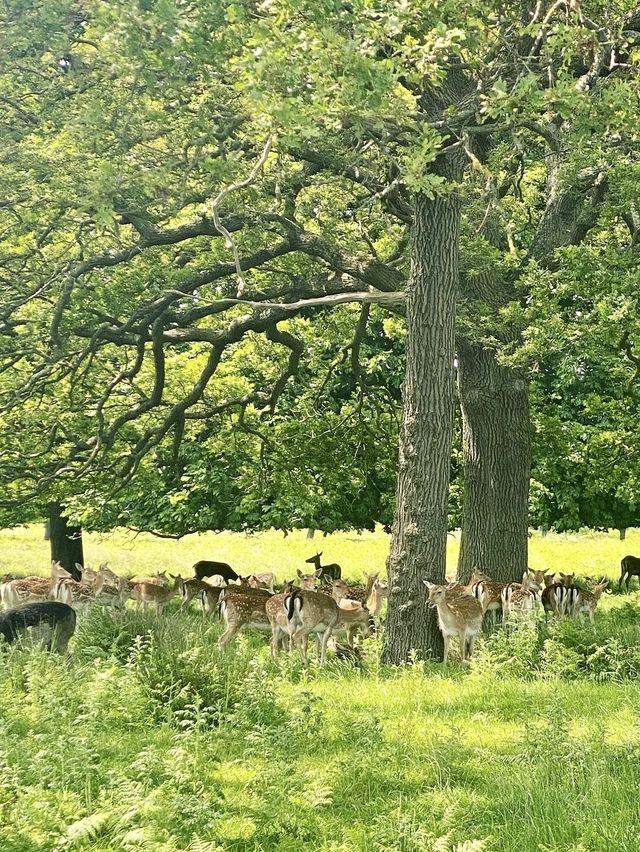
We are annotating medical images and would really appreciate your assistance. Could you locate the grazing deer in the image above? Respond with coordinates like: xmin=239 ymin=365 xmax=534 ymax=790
xmin=574 ymin=578 xmax=608 ymax=622
xmin=2 ymin=576 xmax=54 ymax=609
xmin=305 ymin=552 xmax=342 ymax=584
xmin=0 ymin=602 xmax=76 ymax=653
xmin=423 ymin=581 xmax=483 ymax=663
xmin=619 ymin=555 xmax=640 ymax=592
xmin=132 ymin=577 xmax=180 ymax=614
xmin=218 ymin=587 xmax=272 ymax=648
xmin=193 ymin=560 xmax=238 ymax=583
xmin=285 ymin=588 xmax=339 ymax=666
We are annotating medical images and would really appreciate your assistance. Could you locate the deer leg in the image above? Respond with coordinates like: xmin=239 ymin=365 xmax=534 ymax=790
xmin=442 ymin=634 xmax=450 ymax=665
xmin=270 ymin=625 xmax=280 ymax=659
xmin=218 ymin=623 xmax=239 ymax=649
xmin=458 ymin=630 xmax=467 ymax=662
xmin=292 ymin=628 xmax=309 ymax=666
xmin=466 ymin=633 xmax=476 ymax=660
xmin=319 ymin=627 xmax=333 ymax=666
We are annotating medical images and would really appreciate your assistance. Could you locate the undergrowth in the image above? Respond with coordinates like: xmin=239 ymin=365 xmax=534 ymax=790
xmin=2 ymin=600 xmax=640 ymax=850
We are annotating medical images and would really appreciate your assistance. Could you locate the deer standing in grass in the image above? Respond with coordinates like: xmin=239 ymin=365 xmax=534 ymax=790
xmin=423 ymin=581 xmax=483 ymax=664
xmin=501 ymin=572 xmax=540 ymax=619
xmin=218 ymin=587 xmax=272 ymax=648
xmin=619 ymin=554 xmax=640 ymax=592
xmin=0 ymin=602 xmax=76 ymax=653
xmin=285 ymin=588 xmax=339 ymax=666
xmin=574 ymin=579 xmax=608 ymax=623
xmin=132 ymin=577 xmax=181 ymax=614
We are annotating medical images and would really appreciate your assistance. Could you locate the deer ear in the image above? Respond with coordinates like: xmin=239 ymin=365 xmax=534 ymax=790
xmin=315 ymin=568 xmax=322 ymax=578
xmin=74 ymin=563 xmax=83 ymax=571
xmin=423 ymin=579 xmax=433 ymax=589
xmin=297 ymin=569 xmax=303 ymax=578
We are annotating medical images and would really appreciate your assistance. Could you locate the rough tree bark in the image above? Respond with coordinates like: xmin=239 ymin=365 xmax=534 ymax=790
xmin=457 ymin=342 xmax=531 ymax=583
xmin=382 ymin=185 xmax=461 ymax=664
xmin=48 ymin=502 xmax=83 ymax=580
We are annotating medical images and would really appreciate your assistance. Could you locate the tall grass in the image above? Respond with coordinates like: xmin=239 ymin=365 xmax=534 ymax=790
xmin=2 ymin=599 xmax=640 ymax=850
xmin=2 ymin=524 xmax=638 ymax=582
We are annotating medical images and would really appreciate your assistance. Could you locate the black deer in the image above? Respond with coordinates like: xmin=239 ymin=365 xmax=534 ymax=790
xmin=305 ymin=552 xmax=342 ymax=584
xmin=0 ymin=602 xmax=76 ymax=653
xmin=192 ymin=560 xmax=238 ymax=583
xmin=619 ymin=555 xmax=640 ymax=592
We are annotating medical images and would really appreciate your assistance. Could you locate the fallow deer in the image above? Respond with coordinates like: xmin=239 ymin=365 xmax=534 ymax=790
xmin=170 ymin=574 xmax=211 ymax=610
xmin=304 ymin=552 xmax=342 ymax=584
xmin=193 ymin=559 xmax=238 ymax=583
xmin=467 ymin=569 xmax=507 ymax=619
xmin=285 ymin=588 xmax=339 ymax=666
xmin=619 ymin=554 xmax=640 ymax=592
xmin=0 ymin=601 xmax=76 ymax=653
xmin=296 ymin=568 xmax=321 ymax=590
xmin=2 ymin=576 xmax=54 ymax=609
xmin=265 ymin=580 xmax=296 ymax=658
xmin=366 ymin=577 xmax=388 ymax=619
xmin=132 ymin=577 xmax=180 ymax=614
xmin=501 ymin=572 xmax=540 ymax=619
xmin=53 ymin=578 xmax=96 ymax=613
xmin=218 ymin=587 xmax=272 ymax=648
xmin=423 ymin=581 xmax=483 ymax=663
xmin=574 ymin=578 xmax=608 ymax=622
xmin=248 ymin=572 xmax=276 ymax=592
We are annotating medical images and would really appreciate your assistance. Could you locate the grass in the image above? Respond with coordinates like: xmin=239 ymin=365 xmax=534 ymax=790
xmin=2 ymin=602 xmax=640 ymax=851
xmin=2 ymin=526 xmax=640 ymax=850
xmin=1 ymin=524 xmax=638 ymax=582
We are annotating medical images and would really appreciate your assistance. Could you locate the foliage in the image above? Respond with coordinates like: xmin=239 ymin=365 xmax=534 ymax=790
xmin=2 ymin=594 xmax=640 ymax=850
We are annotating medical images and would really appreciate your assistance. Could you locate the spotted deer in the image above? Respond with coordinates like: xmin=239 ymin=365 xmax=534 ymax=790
xmin=2 ymin=576 xmax=54 ymax=609
xmin=218 ymin=587 xmax=272 ymax=648
xmin=467 ymin=570 xmax=507 ymax=619
xmin=501 ymin=572 xmax=540 ymax=619
xmin=329 ymin=573 xmax=378 ymax=606
xmin=285 ymin=588 xmax=339 ymax=665
xmin=574 ymin=578 xmax=609 ymax=622
xmin=170 ymin=574 xmax=211 ymax=610
xmin=53 ymin=578 xmax=96 ymax=613
xmin=423 ymin=581 xmax=483 ymax=663
xmin=265 ymin=580 xmax=296 ymax=657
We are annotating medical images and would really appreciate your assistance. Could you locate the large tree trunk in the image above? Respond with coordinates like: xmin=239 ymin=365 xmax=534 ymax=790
xmin=48 ymin=502 xmax=83 ymax=580
xmin=382 ymin=187 xmax=460 ymax=664
xmin=456 ymin=343 xmax=531 ymax=584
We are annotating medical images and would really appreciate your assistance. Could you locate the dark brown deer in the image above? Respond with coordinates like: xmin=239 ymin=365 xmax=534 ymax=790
xmin=0 ymin=602 xmax=76 ymax=653
xmin=192 ymin=560 xmax=238 ymax=583
xmin=620 ymin=555 xmax=640 ymax=592
xmin=304 ymin=552 xmax=342 ymax=584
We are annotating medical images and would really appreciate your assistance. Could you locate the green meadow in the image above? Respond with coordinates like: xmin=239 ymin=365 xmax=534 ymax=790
xmin=1 ymin=527 xmax=640 ymax=850
xmin=1 ymin=524 xmax=637 ymax=583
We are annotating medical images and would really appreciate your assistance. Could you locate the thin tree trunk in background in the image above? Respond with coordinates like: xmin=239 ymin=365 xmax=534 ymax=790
xmin=48 ymin=502 xmax=83 ymax=580
xmin=382 ymin=186 xmax=460 ymax=664
xmin=619 ymin=528 xmax=627 ymax=541
xmin=456 ymin=343 xmax=531 ymax=584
